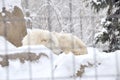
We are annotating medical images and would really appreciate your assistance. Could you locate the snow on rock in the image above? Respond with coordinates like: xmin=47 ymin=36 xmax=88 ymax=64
xmin=0 ymin=0 xmax=22 ymax=12
xmin=16 ymin=45 xmax=58 ymax=59
xmin=0 ymin=45 xmax=58 ymax=80
xmin=0 ymin=55 xmax=52 ymax=80
xmin=0 ymin=44 xmax=58 ymax=61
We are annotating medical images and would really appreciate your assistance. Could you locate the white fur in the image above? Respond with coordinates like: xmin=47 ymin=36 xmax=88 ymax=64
xmin=53 ymin=32 xmax=88 ymax=55
xmin=22 ymin=29 xmax=87 ymax=55
xmin=22 ymin=29 xmax=61 ymax=55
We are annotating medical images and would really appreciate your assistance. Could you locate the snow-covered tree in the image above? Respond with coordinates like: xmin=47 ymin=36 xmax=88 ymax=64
xmin=88 ymin=0 xmax=120 ymax=52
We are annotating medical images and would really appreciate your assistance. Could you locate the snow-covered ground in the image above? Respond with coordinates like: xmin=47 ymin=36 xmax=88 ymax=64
xmin=0 ymin=36 xmax=120 ymax=80
xmin=0 ymin=0 xmax=120 ymax=80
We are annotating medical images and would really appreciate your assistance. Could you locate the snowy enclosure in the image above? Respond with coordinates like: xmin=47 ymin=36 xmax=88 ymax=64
xmin=0 ymin=37 xmax=120 ymax=80
xmin=21 ymin=0 xmax=107 ymax=47
xmin=0 ymin=0 xmax=120 ymax=80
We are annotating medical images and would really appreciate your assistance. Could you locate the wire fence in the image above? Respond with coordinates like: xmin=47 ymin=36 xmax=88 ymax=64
xmin=0 ymin=0 xmax=120 ymax=80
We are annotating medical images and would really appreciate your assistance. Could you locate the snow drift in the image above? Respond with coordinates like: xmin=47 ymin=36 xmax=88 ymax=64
xmin=0 ymin=36 xmax=120 ymax=80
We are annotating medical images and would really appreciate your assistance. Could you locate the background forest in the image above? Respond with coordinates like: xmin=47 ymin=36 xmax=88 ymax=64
xmin=21 ymin=0 xmax=106 ymax=49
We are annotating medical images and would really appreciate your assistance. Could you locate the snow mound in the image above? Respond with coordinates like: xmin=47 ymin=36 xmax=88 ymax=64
xmin=0 ymin=36 xmax=16 ymax=54
xmin=0 ymin=43 xmax=120 ymax=80
xmin=54 ymin=47 xmax=120 ymax=80
xmin=0 ymin=45 xmax=57 ymax=80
